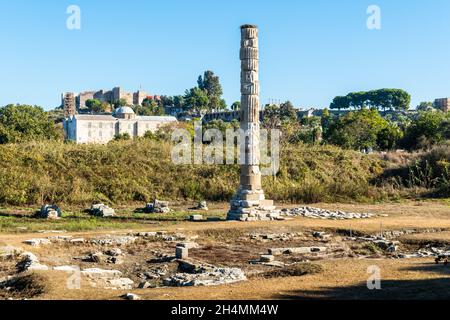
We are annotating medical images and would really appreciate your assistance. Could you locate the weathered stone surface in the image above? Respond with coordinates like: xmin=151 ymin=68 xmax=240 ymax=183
xmin=53 ymin=266 xmax=79 ymax=272
xmin=283 ymin=207 xmax=375 ymax=220
xmin=16 ymin=252 xmax=48 ymax=272
xmin=146 ymin=200 xmax=171 ymax=214
xmin=122 ymin=293 xmax=141 ymax=300
xmin=260 ymin=255 xmax=275 ymax=263
xmin=176 ymin=246 xmax=189 ymax=259
xmin=23 ymin=238 xmax=51 ymax=247
xmin=90 ymin=204 xmax=115 ymax=217
xmin=90 ymin=236 xmax=136 ymax=246
xmin=177 ymin=242 xmax=199 ymax=250
xmin=195 ymin=201 xmax=209 ymax=211
xmin=269 ymin=247 xmax=328 ymax=256
xmin=82 ymin=268 xmax=133 ymax=289
xmin=38 ymin=205 xmax=62 ymax=219
xmin=163 ymin=268 xmax=246 ymax=287
xmin=190 ymin=215 xmax=204 ymax=221
xmin=0 ymin=246 xmax=22 ymax=260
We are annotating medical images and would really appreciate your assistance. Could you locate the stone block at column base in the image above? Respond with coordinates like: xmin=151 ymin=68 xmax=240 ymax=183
xmin=227 ymin=198 xmax=281 ymax=221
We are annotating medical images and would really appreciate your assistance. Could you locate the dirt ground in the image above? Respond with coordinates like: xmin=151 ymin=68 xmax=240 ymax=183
xmin=1 ymin=200 xmax=450 ymax=300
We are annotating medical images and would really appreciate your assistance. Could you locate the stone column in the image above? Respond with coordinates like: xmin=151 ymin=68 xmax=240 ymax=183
xmin=227 ymin=25 xmax=276 ymax=221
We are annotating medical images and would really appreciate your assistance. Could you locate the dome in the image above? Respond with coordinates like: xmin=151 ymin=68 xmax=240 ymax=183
xmin=115 ymin=106 xmax=135 ymax=115
xmin=114 ymin=106 xmax=136 ymax=120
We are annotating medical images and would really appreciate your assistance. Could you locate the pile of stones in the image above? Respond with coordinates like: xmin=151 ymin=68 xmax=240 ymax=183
xmin=90 ymin=235 xmax=137 ymax=246
xmin=90 ymin=204 xmax=115 ymax=217
xmin=37 ymin=205 xmax=62 ymax=219
xmin=130 ymin=231 xmax=186 ymax=242
xmin=16 ymin=252 xmax=48 ymax=272
xmin=282 ymin=207 xmax=375 ymax=220
xmin=145 ymin=200 xmax=171 ymax=214
xmin=82 ymin=248 xmax=124 ymax=265
xmin=348 ymin=235 xmax=399 ymax=253
xmin=249 ymin=232 xmax=303 ymax=242
xmin=81 ymin=268 xmax=134 ymax=290
xmin=195 ymin=201 xmax=209 ymax=211
xmin=163 ymin=266 xmax=246 ymax=287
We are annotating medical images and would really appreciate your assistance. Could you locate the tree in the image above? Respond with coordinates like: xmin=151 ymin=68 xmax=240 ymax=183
xmin=231 ymin=101 xmax=241 ymax=111
xmin=85 ymin=99 xmax=107 ymax=113
xmin=326 ymin=109 xmax=391 ymax=150
xmin=197 ymin=70 xmax=226 ymax=111
xmin=330 ymin=89 xmax=411 ymax=111
xmin=279 ymin=101 xmax=298 ymax=122
xmin=401 ymin=111 xmax=448 ymax=150
xmin=417 ymin=101 xmax=434 ymax=112
xmin=173 ymin=96 xmax=185 ymax=109
xmin=0 ymin=104 xmax=60 ymax=144
xmin=183 ymin=87 xmax=209 ymax=113
xmin=114 ymin=98 xmax=128 ymax=108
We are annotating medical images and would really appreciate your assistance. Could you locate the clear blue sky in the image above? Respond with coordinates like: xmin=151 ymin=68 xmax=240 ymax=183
xmin=1 ymin=0 xmax=450 ymax=110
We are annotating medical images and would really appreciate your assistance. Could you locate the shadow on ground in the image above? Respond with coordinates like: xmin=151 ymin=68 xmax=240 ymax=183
xmin=277 ymin=263 xmax=450 ymax=300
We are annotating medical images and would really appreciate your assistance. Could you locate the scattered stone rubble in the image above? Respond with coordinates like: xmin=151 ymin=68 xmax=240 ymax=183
xmin=269 ymin=246 xmax=328 ymax=256
xmin=37 ymin=205 xmax=62 ymax=219
xmin=282 ymin=207 xmax=375 ymax=220
xmin=90 ymin=204 xmax=115 ymax=217
xmin=122 ymin=293 xmax=141 ymax=300
xmin=16 ymin=252 xmax=48 ymax=272
xmin=146 ymin=200 xmax=171 ymax=214
xmin=348 ymin=236 xmax=400 ymax=253
xmin=249 ymin=232 xmax=303 ymax=242
xmin=82 ymin=248 xmax=124 ymax=265
xmin=23 ymin=238 xmax=51 ymax=247
xmin=195 ymin=201 xmax=209 ymax=211
xmin=0 ymin=246 xmax=22 ymax=260
xmin=90 ymin=236 xmax=137 ymax=246
xmin=130 ymin=231 xmax=186 ymax=242
xmin=164 ymin=268 xmax=246 ymax=287
xmin=81 ymin=268 xmax=134 ymax=290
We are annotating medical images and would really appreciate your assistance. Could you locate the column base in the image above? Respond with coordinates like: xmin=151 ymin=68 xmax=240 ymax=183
xmin=227 ymin=189 xmax=282 ymax=221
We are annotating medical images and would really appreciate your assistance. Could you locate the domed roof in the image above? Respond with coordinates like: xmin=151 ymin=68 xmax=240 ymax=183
xmin=115 ymin=106 xmax=135 ymax=115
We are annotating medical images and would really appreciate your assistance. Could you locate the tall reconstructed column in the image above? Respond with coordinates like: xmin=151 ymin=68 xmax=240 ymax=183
xmin=227 ymin=25 xmax=276 ymax=221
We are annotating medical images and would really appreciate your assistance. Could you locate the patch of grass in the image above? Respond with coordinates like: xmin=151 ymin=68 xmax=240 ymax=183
xmin=0 ymin=273 xmax=48 ymax=299
xmin=254 ymin=263 xmax=324 ymax=279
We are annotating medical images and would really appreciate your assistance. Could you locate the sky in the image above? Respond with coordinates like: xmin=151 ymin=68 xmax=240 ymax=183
xmin=0 ymin=0 xmax=450 ymax=110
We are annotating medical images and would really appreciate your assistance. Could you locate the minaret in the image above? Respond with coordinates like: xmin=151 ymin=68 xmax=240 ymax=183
xmin=227 ymin=25 xmax=276 ymax=221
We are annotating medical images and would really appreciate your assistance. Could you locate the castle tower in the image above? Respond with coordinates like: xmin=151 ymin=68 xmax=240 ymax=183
xmin=63 ymin=92 xmax=76 ymax=118
xmin=227 ymin=25 xmax=277 ymax=221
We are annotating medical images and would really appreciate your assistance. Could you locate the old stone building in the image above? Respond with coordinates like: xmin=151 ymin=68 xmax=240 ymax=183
xmin=62 ymin=92 xmax=76 ymax=117
xmin=64 ymin=106 xmax=177 ymax=144
xmin=434 ymin=98 xmax=450 ymax=112
xmin=65 ymin=87 xmax=150 ymax=111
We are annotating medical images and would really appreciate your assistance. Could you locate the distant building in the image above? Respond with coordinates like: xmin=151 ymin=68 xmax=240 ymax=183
xmin=63 ymin=87 xmax=150 ymax=111
xmin=62 ymin=92 xmax=76 ymax=118
xmin=64 ymin=107 xmax=177 ymax=144
xmin=434 ymin=98 xmax=450 ymax=112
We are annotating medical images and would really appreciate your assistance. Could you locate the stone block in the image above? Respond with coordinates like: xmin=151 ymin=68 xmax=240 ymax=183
xmin=260 ymin=255 xmax=275 ymax=263
xmin=176 ymin=246 xmax=189 ymax=259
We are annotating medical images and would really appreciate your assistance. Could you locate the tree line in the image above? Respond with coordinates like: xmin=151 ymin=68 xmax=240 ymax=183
xmin=330 ymin=89 xmax=411 ymax=111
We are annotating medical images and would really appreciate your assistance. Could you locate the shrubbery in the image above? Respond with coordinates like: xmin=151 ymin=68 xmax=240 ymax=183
xmin=0 ymin=139 xmax=385 ymax=206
